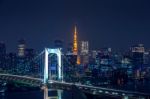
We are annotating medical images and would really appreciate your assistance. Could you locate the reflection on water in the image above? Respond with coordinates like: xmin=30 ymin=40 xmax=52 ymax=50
xmin=0 ymin=83 xmax=86 ymax=99
xmin=0 ymin=88 xmax=70 ymax=99
xmin=43 ymin=86 xmax=62 ymax=99
xmin=0 ymin=91 xmax=43 ymax=99
xmin=0 ymin=90 xmax=63 ymax=99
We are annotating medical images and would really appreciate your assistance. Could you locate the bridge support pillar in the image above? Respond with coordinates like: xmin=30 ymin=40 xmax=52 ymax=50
xmin=44 ymin=48 xmax=63 ymax=84
xmin=57 ymin=90 xmax=62 ymax=99
xmin=122 ymin=96 xmax=129 ymax=99
xmin=56 ymin=50 xmax=62 ymax=81
xmin=44 ymin=48 xmax=49 ymax=84
xmin=44 ymin=86 xmax=48 ymax=99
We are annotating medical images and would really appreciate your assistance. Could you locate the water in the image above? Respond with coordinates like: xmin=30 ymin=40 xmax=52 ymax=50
xmin=0 ymin=90 xmax=74 ymax=99
xmin=0 ymin=81 xmax=87 ymax=99
xmin=1 ymin=80 xmax=150 ymax=99
xmin=0 ymin=89 xmax=88 ymax=99
xmin=0 ymin=91 xmax=43 ymax=99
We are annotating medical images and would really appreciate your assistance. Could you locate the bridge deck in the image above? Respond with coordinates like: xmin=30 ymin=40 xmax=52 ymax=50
xmin=0 ymin=73 xmax=150 ymax=99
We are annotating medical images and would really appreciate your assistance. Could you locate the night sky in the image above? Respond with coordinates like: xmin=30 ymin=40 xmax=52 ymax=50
xmin=0 ymin=0 xmax=150 ymax=52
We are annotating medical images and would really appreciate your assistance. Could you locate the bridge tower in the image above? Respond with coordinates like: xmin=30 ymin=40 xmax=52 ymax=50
xmin=44 ymin=48 xmax=62 ymax=84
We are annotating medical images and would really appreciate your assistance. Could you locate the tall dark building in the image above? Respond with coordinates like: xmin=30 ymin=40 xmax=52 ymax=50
xmin=54 ymin=40 xmax=63 ymax=48
xmin=0 ymin=41 xmax=6 ymax=69
xmin=25 ymin=48 xmax=38 ymax=74
xmin=67 ymin=43 xmax=73 ymax=54
xmin=25 ymin=48 xmax=36 ymax=59
xmin=63 ymin=54 xmax=77 ymax=77
xmin=5 ymin=53 xmax=17 ymax=71
xmin=131 ymin=44 xmax=145 ymax=78
xmin=18 ymin=39 xmax=26 ymax=57
xmin=80 ymin=41 xmax=89 ymax=65
xmin=16 ymin=39 xmax=27 ymax=74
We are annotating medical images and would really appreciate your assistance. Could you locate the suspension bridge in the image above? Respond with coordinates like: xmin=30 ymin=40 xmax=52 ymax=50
xmin=0 ymin=48 xmax=150 ymax=99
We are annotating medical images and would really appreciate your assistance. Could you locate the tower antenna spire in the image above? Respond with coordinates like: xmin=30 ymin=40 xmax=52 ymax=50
xmin=73 ymin=25 xmax=80 ymax=64
xmin=73 ymin=25 xmax=78 ymax=55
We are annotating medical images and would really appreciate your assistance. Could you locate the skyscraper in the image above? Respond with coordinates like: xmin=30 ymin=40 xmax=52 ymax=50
xmin=6 ymin=53 xmax=17 ymax=71
xmin=18 ymin=39 xmax=26 ymax=57
xmin=80 ymin=41 xmax=89 ymax=55
xmin=131 ymin=44 xmax=145 ymax=78
xmin=80 ymin=41 xmax=89 ymax=65
xmin=54 ymin=40 xmax=63 ymax=48
xmin=17 ymin=39 xmax=26 ymax=74
xmin=0 ymin=41 xmax=6 ymax=55
xmin=0 ymin=41 xmax=6 ymax=69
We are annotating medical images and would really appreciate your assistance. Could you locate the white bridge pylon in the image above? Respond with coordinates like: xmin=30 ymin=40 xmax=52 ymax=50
xmin=44 ymin=48 xmax=62 ymax=84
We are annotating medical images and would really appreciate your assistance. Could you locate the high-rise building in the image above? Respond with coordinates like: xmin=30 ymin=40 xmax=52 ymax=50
xmin=143 ymin=51 xmax=149 ymax=65
xmin=0 ymin=41 xmax=6 ymax=55
xmin=88 ymin=50 xmax=99 ymax=68
xmin=63 ymin=54 xmax=77 ymax=76
xmin=131 ymin=44 xmax=145 ymax=78
xmin=54 ymin=40 xmax=63 ymax=48
xmin=18 ymin=39 xmax=26 ymax=57
xmin=67 ymin=43 xmax=73 ymax=54
xmin=6 ymin=53 xmax=17 ymax=71
xmin=0 ymin=41 xmax=6 ymax=69
xmin=25 ymin=48 xmax=36 ymax=59
xmin=80 ymin=41 xmax=89 ymax=65
xmin=80 ymin=41 xmax=89 ymax=55
xmin=17 ymin=39 xmax=27 ymax=74
xmin=131 ymin=44 xmax=145 ymax=53
xmin=131 ymin=44 xmax=144 ymax=67
xmin=91 ymin=50 xmax=98 ymax=59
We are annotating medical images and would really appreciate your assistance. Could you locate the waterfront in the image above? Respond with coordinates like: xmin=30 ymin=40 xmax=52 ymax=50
xmin=0 ymin=80 xmax=150 ymax=99
xmin=0 ymin=81 xmax=86 ymax=99
xmin=0 ymin=81 xmax=116 ymax=99
xmin=0 ymin=90 xmax=121 ymax=99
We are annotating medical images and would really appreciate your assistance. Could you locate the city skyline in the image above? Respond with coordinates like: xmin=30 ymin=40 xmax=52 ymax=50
xmin=1 ymin=0 xmax=150 ymax=52
xmin=0 ymin=29 xmax=150 ymax=53
xmin=1 ymin=0 xmax=150 ymax=99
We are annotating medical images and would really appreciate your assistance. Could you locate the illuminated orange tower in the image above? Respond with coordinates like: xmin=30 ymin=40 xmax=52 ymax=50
xmin=73 ymin=25 xmax=80 ymax=64
xmin=73 ymin=26 xmax=78 ymax=55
